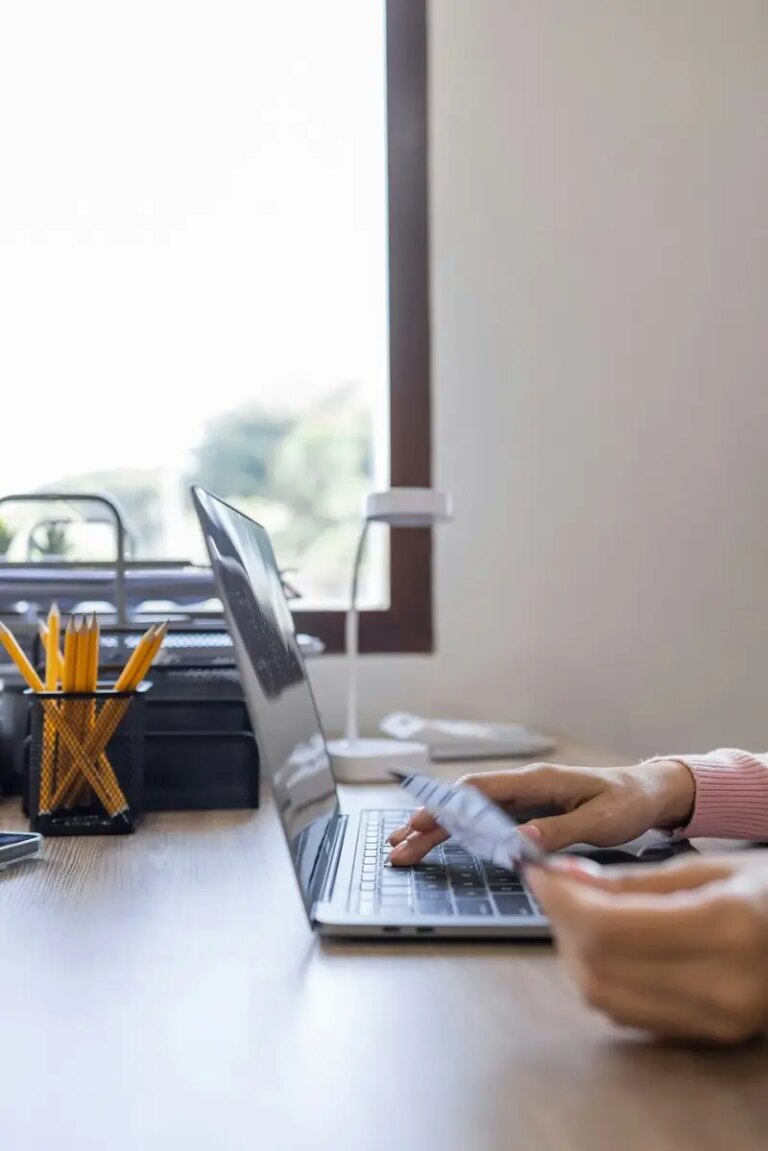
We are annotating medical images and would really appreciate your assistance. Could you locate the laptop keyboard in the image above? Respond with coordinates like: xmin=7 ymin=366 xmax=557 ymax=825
xmin=354 ymin=810 xmax=539 ymax=918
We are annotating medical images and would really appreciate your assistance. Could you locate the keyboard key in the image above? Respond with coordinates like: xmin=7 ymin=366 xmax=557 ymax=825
xmin=416 ymin=899 xmax=454 ymax=915
xmin=456 ymin=899 xmax=493 ymax=916
xmin=494 ymin=895 xmax=533 ymax=917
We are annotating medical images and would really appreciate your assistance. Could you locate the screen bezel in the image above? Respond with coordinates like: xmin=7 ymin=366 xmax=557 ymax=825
xmin=191 ymin=486 xmax=341 ymax=917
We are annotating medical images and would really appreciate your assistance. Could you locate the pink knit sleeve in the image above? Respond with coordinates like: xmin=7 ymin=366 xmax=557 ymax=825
xmin=651 ymin=749 xmax=768 ymax=840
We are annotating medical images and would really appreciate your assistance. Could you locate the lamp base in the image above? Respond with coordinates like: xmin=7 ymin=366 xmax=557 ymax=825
xmin=327 ymin=738 xmax=429 ymax=784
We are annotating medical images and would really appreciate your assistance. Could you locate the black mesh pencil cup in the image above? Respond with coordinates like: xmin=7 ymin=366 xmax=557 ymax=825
xmin=28 ymin=686 xmax=148 ymax=836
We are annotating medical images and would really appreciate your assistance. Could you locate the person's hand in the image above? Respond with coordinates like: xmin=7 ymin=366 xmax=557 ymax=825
xmin=387 ymin=759 xmax=695 ymax=864
xmin=527 ymin=851 xmax=768 ymax=1044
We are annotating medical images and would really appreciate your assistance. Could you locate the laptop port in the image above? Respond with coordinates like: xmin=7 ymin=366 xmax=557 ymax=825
xmin=382 ymin=926 xmax=400 ymax=934
xmin=416 ymin=927 xmax=434 ymax=936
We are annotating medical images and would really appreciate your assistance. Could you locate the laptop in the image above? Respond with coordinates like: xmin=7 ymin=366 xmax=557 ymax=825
xmin=191 ymin=485 xmax=551 ymax=938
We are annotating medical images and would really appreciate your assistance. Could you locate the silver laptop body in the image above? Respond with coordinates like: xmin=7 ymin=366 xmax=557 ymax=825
xmin=192 ymin=485 xmax=549 ymax=938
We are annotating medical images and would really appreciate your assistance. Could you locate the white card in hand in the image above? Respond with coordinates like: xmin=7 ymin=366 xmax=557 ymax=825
xmin=390 ymin=770 xmax=548 ymax=870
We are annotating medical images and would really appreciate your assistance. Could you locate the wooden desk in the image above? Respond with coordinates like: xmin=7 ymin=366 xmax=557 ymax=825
xmin=1 ymin=741 xmax=767 ymax=1151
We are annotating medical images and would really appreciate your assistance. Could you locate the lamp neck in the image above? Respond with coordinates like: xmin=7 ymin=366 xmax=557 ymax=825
xmin=344 ymin=520 xmax=371 ymax=745
xmin=350 ymin=519 xmax=370 ymax=611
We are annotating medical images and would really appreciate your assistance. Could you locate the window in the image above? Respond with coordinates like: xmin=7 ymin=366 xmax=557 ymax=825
xmin=0 ymin=1 xmax=430 ymax=652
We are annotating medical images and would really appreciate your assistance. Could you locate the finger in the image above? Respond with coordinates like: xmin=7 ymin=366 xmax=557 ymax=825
xmin=548 ymin=854 xmax=735 ymax=895
xmin=527 ymin=868 xmax=720 ymax=956
xmin=390 ymin=805 xmax=544 ymax=861
xmin=388 ymin=807 xmax=439 ymax=846
xmin=389 ymin=826 xmax=449 ymax=866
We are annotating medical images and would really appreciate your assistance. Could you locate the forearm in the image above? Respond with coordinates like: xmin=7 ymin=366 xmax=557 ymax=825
xmin=648 ymin=750 xmax=768 ymax=840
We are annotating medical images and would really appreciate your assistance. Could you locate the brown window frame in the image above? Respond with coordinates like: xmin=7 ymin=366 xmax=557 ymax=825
xmin=293 ymin=0 xmax=432 ymax=655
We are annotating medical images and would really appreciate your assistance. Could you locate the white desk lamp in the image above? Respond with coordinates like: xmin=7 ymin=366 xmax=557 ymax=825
xmin=327 ymin=487 xmax=453 ymax=783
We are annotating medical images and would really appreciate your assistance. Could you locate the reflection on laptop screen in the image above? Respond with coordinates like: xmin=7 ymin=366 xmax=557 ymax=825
xmin=192 ymin=487 xmax=339 ymax=910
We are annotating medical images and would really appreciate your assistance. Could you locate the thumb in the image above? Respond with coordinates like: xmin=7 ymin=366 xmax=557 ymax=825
xmin=524 ymin=866 xmax=601 ymax=925
xmin=524 ymin=800 xmax=606 ymax=852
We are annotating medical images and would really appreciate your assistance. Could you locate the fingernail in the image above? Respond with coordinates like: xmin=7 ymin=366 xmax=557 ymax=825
xmin=519 ymin=825 xmax=543 ymax=844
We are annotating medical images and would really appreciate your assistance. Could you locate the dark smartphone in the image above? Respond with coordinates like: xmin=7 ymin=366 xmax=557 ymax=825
xmin=0 ymin=832 xmax=43 ymax=870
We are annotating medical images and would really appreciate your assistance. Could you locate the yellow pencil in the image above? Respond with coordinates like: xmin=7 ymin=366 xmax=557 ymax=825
xmin=128 ymin=621 xmax=167 ymax=689
xmin=39 ymin=627 xmax=64 ymax=684
xmin=0 ymin=622 xmax=45 ymax=692
xmin=45 ymin=603 xmax=61 ymax=691
xmin=73 ymin=617 xmax=94 ymax=804
xmin=81 ymin=622 xmax=167 ymax=758
xmin=38 ymin=605 xmax=62 ymax=813
xmin=62 ymin=617 xmax=77 ymax=693
xmin=114 ymin=625 xmax=157 ymax=693
xmin=57 ymin=617 xmax=79 ymax=806
xmin=73 ymin=617 xmax=89 ymax=695
xmin=88 ymin=613 xmax=100 ymax=694
xmin=83 ymin=614 xmax=100 ymax=806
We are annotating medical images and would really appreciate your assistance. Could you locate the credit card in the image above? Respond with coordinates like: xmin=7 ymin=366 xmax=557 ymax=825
xmin=390 ymin=769 xmax=549 ymax=869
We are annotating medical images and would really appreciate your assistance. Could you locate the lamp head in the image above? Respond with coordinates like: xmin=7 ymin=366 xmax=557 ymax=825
xmin=364 ymin=488 xmax=453 ymax=528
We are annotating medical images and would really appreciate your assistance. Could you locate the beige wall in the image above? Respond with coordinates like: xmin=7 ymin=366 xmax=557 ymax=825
xmin=310 ymin=0 xmax=768 ymax=760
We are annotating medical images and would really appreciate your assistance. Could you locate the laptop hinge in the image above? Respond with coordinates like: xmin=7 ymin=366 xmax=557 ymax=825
xmin=314 ymin=813 xmax=348 ymax=909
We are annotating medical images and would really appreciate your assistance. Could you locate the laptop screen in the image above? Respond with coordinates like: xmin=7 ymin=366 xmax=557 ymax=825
xmin=192 ymin=487 xmax=339 ymax=912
